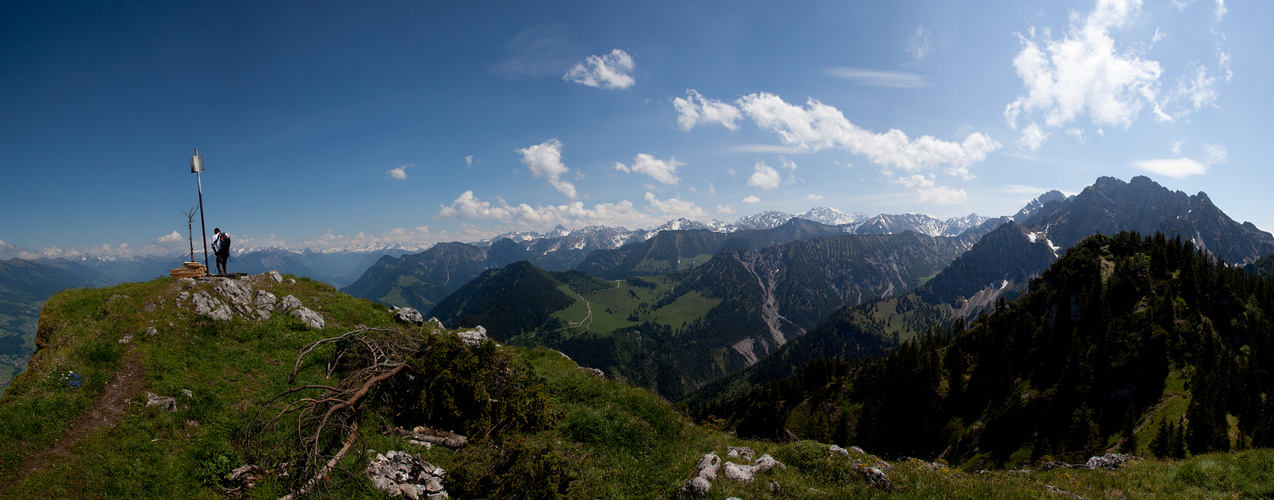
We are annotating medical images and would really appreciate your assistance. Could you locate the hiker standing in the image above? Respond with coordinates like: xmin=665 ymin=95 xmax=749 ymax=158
xmin=212 ymin=228 xmax=231 ymax=275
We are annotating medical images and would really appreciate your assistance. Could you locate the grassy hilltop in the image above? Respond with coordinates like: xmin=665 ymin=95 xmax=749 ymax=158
xmin=1 ymin=273 xmax=1272 ymax=498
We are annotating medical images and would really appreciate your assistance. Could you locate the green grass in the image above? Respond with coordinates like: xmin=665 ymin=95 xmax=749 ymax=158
xmin=550 ymin=276 xmax=721 ymax=338
xmin=6 ymin=275 xmax=1274 ymax=498
xmin=676 ymin=253 xmax=716 ymax=271
xmin=648 ymin=290 xmax=719 ymax=329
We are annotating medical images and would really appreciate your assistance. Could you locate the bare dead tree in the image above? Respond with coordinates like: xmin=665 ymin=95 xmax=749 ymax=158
xmin=179 ymin=206 xmax=199 ymax=262
xmin=248 ymin=326 xmax=436 ymax=500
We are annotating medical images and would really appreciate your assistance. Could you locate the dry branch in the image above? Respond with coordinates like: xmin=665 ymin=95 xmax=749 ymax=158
xmin=247 ymin=326 xmax=433 ymax=499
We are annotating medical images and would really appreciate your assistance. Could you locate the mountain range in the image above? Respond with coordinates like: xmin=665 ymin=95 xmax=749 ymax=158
xmin=692 ymin=176 xmax=1274 ymax=403
xmin=416 ymin=176 xmax=1274 ymax=399
xmin=342 ymin=207 xmax=994 ymax=314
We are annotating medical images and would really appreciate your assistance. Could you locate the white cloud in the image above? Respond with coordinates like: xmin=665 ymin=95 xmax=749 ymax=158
xmin=747 ymin=161 xmax=782 ymax=190
xmin=1133 ymin=158 xmax=1207 ymax=178
xmin=1217 ymin=49 xmax=1232 ymax=83
xmin=614 ymin=153 xmax=684 ymax=184
xmin=806 ymin=194 xmax=824 ymax=200
xmin=158 ymin=231 xmax=184 ymax=243
xmin=907 ymin=26 xmax=933 ymax=61
xmin=1004 ymin=0 xmax=1165 ymax=130
xmin=517 ymin=138 xmax=577 ymax=199
xmin=1018 ymin=123 xmax=1049 ymax=151
xmin=1171 ymin=139 xmax=1184 ymax=154
xmin=387 ymin=164 xmax=411 ymax=180
xmin=1178 ymin=65 xmax=1219 ymax=112
xmin=563 ymin=49 xmax=635 ymax=89
xmin=898 ymin=175 xmax=968 ymax=204
xmin=643 ymin=192 xmax=706 ymax=219
xmin=673 ymin=89 xmax=743 ymax=131
xmin=436 ymin=190 xmax=708 ymax=231
xmin=1133 ymin=143 xmax=1226 ymax=179
xmin=1201 ymin=143 xmax=1229 ymax=165
xmin=465 ymin=155 xmax=474 ymax=168
xmin=736 ymin=92 xmax=999 ymax=179
xmin=716 ymin=205 xmax=737 ymax=215
xmin=826 ymin=67 xmax=931 ymax=88
xmin=1215 ymin=0 xmax=1226 ymax=21
xmin=742 ymin=195 xmax=761 ymax=203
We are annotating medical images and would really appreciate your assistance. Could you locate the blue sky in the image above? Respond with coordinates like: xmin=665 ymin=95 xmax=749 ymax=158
xmin=1 ymin=0 xmax=1265 ymax=259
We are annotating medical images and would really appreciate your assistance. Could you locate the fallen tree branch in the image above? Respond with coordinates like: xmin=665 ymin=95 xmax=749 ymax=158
xmin=279 ymin=421 xmax=360 ymax=500
xmin=248 ymin=326 xmax=435 ymax=499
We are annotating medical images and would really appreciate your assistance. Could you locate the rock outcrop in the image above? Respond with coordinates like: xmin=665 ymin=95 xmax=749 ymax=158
xmin=366 ymin=450 xmax=449 ymax=500
xmin=455 ymin=326 xmax=488 ymax=346
xmin=682 ymin=449 xmax=784 ymax=496
xmin=174 ymin=272 xmax=327 ymax=328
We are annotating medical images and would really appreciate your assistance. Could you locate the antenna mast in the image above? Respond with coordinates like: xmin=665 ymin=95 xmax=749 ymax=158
xmin=190 ymin=149 xmax=209 ymax=270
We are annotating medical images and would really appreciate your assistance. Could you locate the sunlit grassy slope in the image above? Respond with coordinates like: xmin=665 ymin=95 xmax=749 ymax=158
xmin=0 ymin=275 xmax=1271 ymax=498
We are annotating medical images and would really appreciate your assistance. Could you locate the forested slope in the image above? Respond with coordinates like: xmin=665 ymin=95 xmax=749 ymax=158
xmin=701 ymin=232 xmax=1274 ymax=469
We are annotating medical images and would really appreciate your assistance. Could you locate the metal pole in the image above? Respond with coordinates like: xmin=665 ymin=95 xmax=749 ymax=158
xmin=196 ymin=153 xmax=209 ymax=270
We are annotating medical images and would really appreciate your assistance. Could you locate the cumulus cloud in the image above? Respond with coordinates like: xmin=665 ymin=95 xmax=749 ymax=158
xmin=387 ymin=164 xmax=411 ymax=180
xmin=563 ymin=49 xmax=635 ymax=89
xmin=898 ymin=175 xmax=968 ymax=204
xmin=673 ymin=89 xmax=743 ymax=131
xmin=465 ymin=155 xmax=475 ymax=168
xmin=643 ymin=192 xmax=706 ymax=219
xmin=517 ymin=138 xmax=577 ymax=199
xmin=747 ymin=161 xmax=782 ymax=190
xmin=716 ymin=205 xmax=737 ymax=215
xmin=1133 ymin=143 xmax=1227 ymax=179
xmin=1004 ymin=0 xmax=1164 ymax=132
xmin=826 ymin=67 xmax=931 ymax=88
xmin=158 ymin=231 xmax=184 ymax=243
xmin=436 ymin=190 xmax=707 ymax=231
xmin=1018 ymin=123 xmax=1049 ymax=151
xmin=737 ymin=92 xmax=998 ymax=179
xmin=614 ymin=153 xmax=684 ymax=184
xmin=742 ymin=195 xmax=761 ymax=203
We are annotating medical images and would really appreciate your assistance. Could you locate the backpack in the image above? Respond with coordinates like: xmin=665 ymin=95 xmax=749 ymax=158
xmin=218 ymin=233 xmax=231 ymax=256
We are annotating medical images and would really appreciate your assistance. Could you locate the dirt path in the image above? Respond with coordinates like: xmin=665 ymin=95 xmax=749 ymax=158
xmin=7 ymin=346 xmax=147 ymax=485
xmin=558 ymin=280 xmax=622 ymax=334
